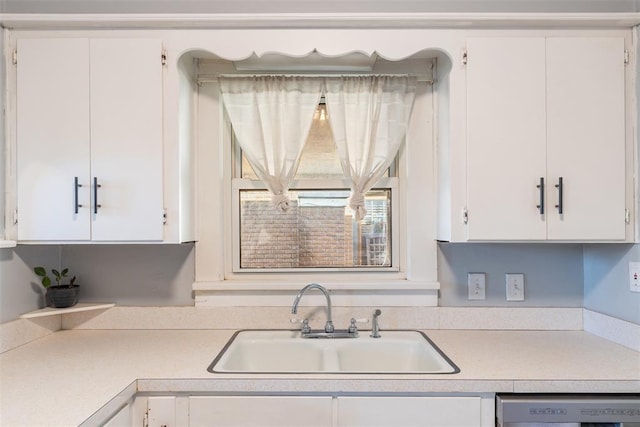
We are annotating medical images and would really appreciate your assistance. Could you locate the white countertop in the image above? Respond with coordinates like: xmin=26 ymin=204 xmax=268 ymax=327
xmin=1 ymin=329 xmax=639 ymax=426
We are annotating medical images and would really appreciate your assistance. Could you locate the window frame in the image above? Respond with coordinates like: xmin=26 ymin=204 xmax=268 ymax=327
xmin=231 ymin=178 xmax=401 ymax=273
xmin=193 ymin=78 xmax=439 ymax=306
xmin=226 ymin=112 xmax=403 ymax=277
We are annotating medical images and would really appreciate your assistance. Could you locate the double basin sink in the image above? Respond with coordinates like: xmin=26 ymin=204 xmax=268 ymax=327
xmin=208 ymin=330 xmax=459 ymax=374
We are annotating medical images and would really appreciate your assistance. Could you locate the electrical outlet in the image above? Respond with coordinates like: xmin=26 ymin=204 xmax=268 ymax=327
xmin=506 ymin=273 xmax=525 ymax=301
xmin=629 ymin=262 xmax=640 ymax=293
xmin=468 ymin=273 xmax=486 ymax=300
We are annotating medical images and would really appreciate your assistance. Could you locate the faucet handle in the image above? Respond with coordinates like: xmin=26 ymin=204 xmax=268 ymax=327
xmin=302 ymin=319 xmax=312 ymax=333
xmin=348 ymin=318 xmax=369 ymax=334
xmin=290 ymin=318 xmax=312 ymax=334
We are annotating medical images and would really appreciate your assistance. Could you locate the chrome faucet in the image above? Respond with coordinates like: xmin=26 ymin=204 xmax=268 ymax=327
xmin=291 ymin=283 xmax=334 ymax=334
xmin=370 ymin=309 xmax=382 ymax=338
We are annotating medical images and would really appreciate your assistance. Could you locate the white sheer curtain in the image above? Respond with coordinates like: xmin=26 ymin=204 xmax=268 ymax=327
xmin=324 ymin=75 xmax=417 ymax=220
xmin=219 ymin=76 xmax=323 ymax=212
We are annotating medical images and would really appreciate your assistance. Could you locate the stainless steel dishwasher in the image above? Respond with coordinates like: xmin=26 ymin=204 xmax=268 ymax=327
xmin=497 ymin=394 xmax=640 ymax=427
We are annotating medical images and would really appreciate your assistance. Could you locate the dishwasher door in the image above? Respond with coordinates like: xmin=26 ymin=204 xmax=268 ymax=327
xmin=496 ymin=394 xmax=640 ymax=427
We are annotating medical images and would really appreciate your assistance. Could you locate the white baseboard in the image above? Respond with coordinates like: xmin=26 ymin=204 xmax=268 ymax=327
xmin=62 ymin=306 xmax=583 ymax=331
xmin=440 ymin=307 xmax=583 ymax=330
xmin=0 ymin=316 xmax=61 ymax=353
xmin=583 ymin=309 xmax=640 ymax=352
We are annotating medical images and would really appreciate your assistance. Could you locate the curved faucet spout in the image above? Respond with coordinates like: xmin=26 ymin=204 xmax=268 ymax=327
xmin=291 ymin=283 xmax=334 ymax=333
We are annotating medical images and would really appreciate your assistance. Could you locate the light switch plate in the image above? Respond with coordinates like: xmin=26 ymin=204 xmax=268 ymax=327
xmin=629 ymin=262 xmax=640 ymax=293
xmin=468 ymin=273 xmax=486 ymax=300
xmin=506 ymin=273 xmax=525 ymax=301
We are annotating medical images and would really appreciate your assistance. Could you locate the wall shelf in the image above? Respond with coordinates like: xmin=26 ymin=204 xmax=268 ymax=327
xmin=20 ymin=303 xmax=115 ymax=319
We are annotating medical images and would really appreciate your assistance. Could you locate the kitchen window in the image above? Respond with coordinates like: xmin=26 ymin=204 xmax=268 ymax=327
xmin=192 ymin=61 xmax=439 ymax=306
xmin=232 ymin=102 xmax=398 ymax=272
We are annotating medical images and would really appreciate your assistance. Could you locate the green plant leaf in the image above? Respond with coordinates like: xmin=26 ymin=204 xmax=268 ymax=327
xmin=34 ymin=267 xmax=46 ymax=277
xmin=52 ymin=269 xmax=60 ymax=278
xmin=42 ymin=276 xmax=51 ymax=288
xmin=61 ymin=268 xmax=69 ymax=277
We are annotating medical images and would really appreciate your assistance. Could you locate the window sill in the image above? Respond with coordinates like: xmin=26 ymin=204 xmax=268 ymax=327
xmin=193 ymin=280 xmax=439 ymax=291
xmin=193 ymin=280 xmax=439 ymax=307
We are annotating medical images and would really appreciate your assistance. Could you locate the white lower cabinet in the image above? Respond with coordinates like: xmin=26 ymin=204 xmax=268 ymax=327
xmin=336 ymin=396 xmax=482 ymax=427
xmin=188 ymin=396 xmax=333 ymax=427
xmin=141 ymin=394 xmax=487 ymax=427
xmin=147 ymin=396 xmax=182 ymax=427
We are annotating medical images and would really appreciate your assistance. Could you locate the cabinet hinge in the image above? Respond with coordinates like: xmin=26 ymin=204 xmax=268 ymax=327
xmin=161 ymin=50 xmax=167 ymax=66
xmin=463 ymin=207 xmax=469 ymax=224
xmin=143 ymin=408 xmax=149 ymax=427
xmin=12 ymin=50 xmax=17 ymax=65
xmin=13 ymin=210 xmax=18 ymax=225
xmin=162 ymin=208 xmax=167 ymax=225
xmin=625 ymin=208 xmax=630 ymax=224
xmin=624 ymin=49 xmax=630 ymax=65
xmin=462 ymin=49 xmax=468 ymax=66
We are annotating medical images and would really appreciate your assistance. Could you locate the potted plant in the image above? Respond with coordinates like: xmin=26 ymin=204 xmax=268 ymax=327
xmin=33 ymin=267 xmax=79 ymax=308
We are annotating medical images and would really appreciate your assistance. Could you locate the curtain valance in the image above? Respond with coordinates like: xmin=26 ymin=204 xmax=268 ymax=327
xmin=219 ymin=75 xmax=417 ymax=218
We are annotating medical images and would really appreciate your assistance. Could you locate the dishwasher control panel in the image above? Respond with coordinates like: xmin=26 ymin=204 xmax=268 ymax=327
xmin=497 ymin=394 xmax=640 ymax=426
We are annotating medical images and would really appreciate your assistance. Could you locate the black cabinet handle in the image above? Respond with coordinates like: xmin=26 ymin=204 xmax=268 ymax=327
xmin=536 ymin=177 xmax=544 ymax=215
xmin=555 ymin=177 xmax=564 ymax=214
xmin=93 ymin=177 xmax=102 ymax=214
xmin=74 ymin=177 xmax=83 ymax=214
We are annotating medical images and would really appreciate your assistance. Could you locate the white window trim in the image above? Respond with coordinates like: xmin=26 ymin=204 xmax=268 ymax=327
xmin=193 ymin=80 xmax=439 ymax=306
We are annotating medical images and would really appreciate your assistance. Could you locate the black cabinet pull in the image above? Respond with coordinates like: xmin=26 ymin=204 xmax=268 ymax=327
xmin=93 ymin=177 xmax=102 ymax=214
xmin=536 ymin=177 xmax=544 ymax=214
xmin=74 ymin=177 xmax=83 ymax=214
xmin=555 ymin=177 xmax=564 ymax=214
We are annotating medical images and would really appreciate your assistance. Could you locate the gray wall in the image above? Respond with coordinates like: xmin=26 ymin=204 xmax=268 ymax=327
xmin=60 ymin=244 xmax=195 ymax=306
xmin=583 ymin=244 xmax=640 ymax=324
xmin=439 ymin=241 xmax=640 ymax=326
xmin=0 ymin=246 xmax=60 ymax=322
xmin=438 ymin=243 xmax=584 ymax=307
xmin=0 ymin=244 xmax=194 ymax=322
xmin=4 ymin=242 xmax=639 ymax=325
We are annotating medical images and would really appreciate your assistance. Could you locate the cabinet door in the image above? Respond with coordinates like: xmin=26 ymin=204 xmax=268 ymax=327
xmin=466 ymin=37 xmax=547 ymax=240
xmin=188 ymin=396 xmax=333 ymax=427
xmin=89 ymin=38 xmax=164 ymax=241
xmin=546 ymin=37 xmax=626 ymax=240
xmin=16 ymin=38 xmax=91 ymax=241
xmin=147 ymin=396 xmax=175 ymax=427
xmin=337 ymin=396 xmax=481 ymax=427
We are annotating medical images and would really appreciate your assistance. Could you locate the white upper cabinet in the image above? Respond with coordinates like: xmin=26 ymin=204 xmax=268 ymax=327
xmin=17 ymin=38 xmax=92 ymax=241
xmin=89 ymin=39 xmax=164 ymax=241
xmin=545 ymin=37 xmax=626 ymax=240
xmin=465 ymin=36 xmax=627 ymax=241
xmin=16 ymin=37 xmax=164 ymax=242
xmin=466 ymin=37 xmax=547 ymax=241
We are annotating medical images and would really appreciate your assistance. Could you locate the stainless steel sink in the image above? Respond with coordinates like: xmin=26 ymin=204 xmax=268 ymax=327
xmin=208 ymin=330 xmax=459 ymax=374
